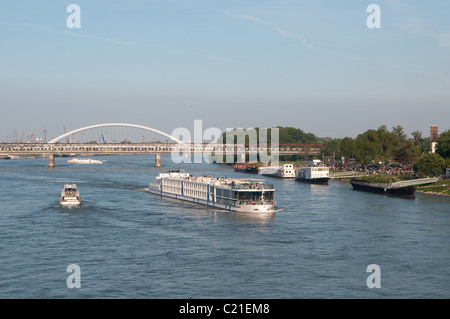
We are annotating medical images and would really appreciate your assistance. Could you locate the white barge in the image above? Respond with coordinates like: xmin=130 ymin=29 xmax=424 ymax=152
xmin=262 ymin=163 xmax=296 ymax=179
xmin=296 ymin=166 xmax=330 ymax=184
xmin=59 ymin=183 xmax=81 ymax=206
xmin=149 ymin=170 xmax=277 ymax=212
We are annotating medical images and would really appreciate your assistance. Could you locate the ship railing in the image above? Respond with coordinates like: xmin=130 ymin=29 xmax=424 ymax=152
xmin=231 ymin=184 xmax=274 ymax=190
xmin=237 ymin=200 xmax=275 ymax=206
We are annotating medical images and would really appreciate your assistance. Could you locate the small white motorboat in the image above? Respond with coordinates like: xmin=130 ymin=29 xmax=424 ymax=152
xmin=59 ymin=183 xmax=81 ymax=206
xmin=67 ymin=158 xmax=103 ymax=164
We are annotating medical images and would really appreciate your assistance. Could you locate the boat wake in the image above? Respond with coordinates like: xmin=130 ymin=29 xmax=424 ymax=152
xmin=270 ymin=208 xmax=284 ymax=213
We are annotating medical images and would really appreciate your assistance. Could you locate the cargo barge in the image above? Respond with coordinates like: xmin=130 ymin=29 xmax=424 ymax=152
xmin=233 ymin=163 xmax=259 ymax=174
xmin=349 ymin=179 xmax=415 ymax=196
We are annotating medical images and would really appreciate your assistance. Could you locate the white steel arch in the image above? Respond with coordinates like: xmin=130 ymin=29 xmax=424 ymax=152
xmin=48 ymin=123 xmax=184 ymax=144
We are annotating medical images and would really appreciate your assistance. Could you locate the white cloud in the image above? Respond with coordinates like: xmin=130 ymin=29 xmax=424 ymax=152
xmin=1 ymin=20 xmax=236 ymax=63
xmin=226 ymin=13 xmax=362 ymax=61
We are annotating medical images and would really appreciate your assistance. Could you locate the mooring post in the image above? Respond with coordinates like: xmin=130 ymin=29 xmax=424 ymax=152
xmin=155 ymin=153 xmax=161 ymax=167
xmin=48 ymin=153 xmax=55 ymax=168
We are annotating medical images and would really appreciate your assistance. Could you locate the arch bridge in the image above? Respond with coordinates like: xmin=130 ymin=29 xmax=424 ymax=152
xmin=0 ymin=123 xmax=322 ymax=167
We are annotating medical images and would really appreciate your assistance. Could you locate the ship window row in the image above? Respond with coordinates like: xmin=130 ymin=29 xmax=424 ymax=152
xmin=162 ymin=186 xmax=182 ymax=195
xmin=183 ymin=188 xmax=208 ymax=200
xmin=184 ymin=182 xmax=209 ymax=191
xmin=162 ymin=180 xmax=183 ymax=187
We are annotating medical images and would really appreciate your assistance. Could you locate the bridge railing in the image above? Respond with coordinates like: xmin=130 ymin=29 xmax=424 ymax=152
xmin=0 ymin=143 xmax=322 ymax=155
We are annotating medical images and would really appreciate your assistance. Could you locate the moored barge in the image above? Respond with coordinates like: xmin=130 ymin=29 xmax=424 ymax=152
xmin=296 ymin=166 xmax=330 ymax=184
xmin=233 ymin=163 xmax=259 ymax=174
xmin=349 ymin=179 xmax=415 ymax=196
xmin=262 ymin=163 xmax=296 ymax=179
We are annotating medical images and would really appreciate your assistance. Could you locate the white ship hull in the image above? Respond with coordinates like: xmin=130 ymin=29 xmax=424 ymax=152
xmin=149 ymin=185 xmax=275 ymax=212
xmin=67 ymin=158 xmax=103 ymax=164
xmin=59 ymin=197 xmax=81 ymax=206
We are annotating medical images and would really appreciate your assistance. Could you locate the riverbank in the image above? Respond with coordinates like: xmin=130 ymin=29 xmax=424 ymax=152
xmin=415 ymin=179 xmax=450 ymax=197
xmin=330 ymin=172 xmax=450 ymax=197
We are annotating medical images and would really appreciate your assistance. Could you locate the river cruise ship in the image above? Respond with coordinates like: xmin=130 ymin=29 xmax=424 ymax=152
xmin=296 ymin=166 xmax=330 ymax=184
xmin=148 ymin=170 xmax=277 ymax=212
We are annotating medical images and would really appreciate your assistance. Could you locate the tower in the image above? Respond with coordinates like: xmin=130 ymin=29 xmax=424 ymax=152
xmin=430 ymin=125 xmax=438 ymax=153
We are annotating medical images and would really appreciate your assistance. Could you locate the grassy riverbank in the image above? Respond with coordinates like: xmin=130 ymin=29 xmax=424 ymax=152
xmin=330 ymin=172 xmax=450 ymax=196
xmin=415 ymin=179 xmax=450 ymax=196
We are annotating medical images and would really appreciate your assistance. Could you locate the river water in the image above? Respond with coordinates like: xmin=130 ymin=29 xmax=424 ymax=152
xmin=0 ymin=154 xmax=449 ymax=298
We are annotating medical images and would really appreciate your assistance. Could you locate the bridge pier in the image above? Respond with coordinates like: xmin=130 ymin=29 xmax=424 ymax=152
xmin=237 ymin=153 xmax=246 ymax=163
xmin=48 ymin=153 xmax=55 ymax=168
xmin=155 ymin=153 xmax=161 ymax=167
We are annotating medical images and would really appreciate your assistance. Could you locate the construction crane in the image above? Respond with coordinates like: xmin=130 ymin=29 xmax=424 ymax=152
xmin=101 ymin=133 xmax=107 ymax=144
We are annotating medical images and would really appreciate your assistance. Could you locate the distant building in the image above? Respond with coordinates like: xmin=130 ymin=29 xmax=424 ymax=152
xmin=430 ymin=125 xmax=438 ymax=153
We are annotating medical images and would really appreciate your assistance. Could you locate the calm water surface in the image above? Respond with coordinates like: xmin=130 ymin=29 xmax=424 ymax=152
xmin=0 ymin=155 xmax=449 ymax=298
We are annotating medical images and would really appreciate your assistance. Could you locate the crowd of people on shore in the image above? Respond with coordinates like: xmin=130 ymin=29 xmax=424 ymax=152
xmin=329 ymin=163 xmax=415 ymax=177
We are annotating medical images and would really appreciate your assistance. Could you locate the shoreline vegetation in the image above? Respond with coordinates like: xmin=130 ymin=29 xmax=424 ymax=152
xmin=219 ymin=125 xmax=450 ymax=198
xmin=414 ymin=179 xmax=450 ymax=197
xmin=330 ymin=172 xmax=450 ymax=197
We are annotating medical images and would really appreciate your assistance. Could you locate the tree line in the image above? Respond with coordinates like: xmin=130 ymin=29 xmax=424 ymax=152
xmin=319 ymin=125 xmax=450 ymax=176
xmin=319 ymin=125 xmax=450 ymax=177
xmin=222 ymin=126 xmax=450 ymax=176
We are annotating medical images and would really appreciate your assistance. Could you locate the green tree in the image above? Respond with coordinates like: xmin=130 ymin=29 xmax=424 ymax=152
xmin=393 ymin=139 xmax=420 ymax=165
xmin=321 ymin=138 xmax=341 ymax=158
xmin=276 ymin=126 xmax=318 ymax=144
xmin=355 ymin=129 xmax=380 ymax=164
xmin=392 ymin=125 xmax=407 ymax=142
xmin=354 ymin=125 xmax=397 ymax=169
xmin=411 ymin=130 xmax=423 ymax=147
xmin=420 ymin=137 xmax=431 ymax=154
xmin=436 ymin=129 xmax=450 ymax=159
xmin=340 ymin=137 xmax=356 ymax=160
xmin=413 ymin=153 xmax=446 ymax=177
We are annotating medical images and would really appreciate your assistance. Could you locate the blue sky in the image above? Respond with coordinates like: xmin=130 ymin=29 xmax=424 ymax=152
xmin=1 ymin=0 xmax=449 ymax=141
